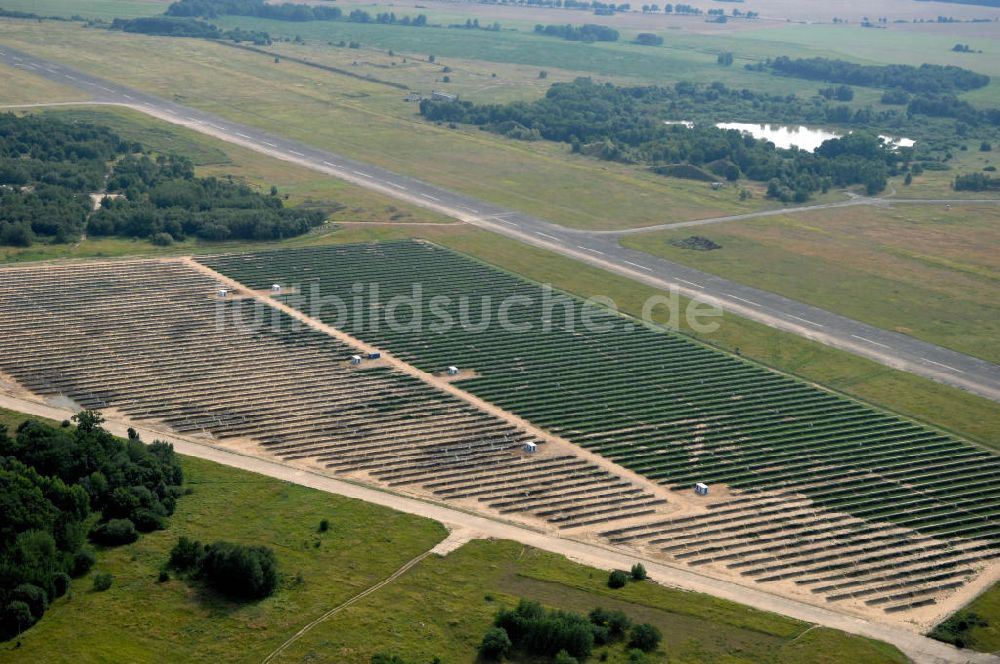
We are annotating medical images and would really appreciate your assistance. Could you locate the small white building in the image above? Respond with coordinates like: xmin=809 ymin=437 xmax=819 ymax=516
xmin=350 ymin=355 xmax=362 ymax=365
xmin=446 ymin=366 xmax=459 ymax=376
xmin=271 ymin=284 xmax=282 ymax=293
xmin=523 ymin=441 xmax=537 ymax=454
xmin=217 ymin=288 xmax=228 ymax=298
xmin=694 ymin=482 xmax=709 ymax=496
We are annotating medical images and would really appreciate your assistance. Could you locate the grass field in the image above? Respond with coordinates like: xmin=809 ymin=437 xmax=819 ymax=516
xmin=0 ymin=61 xmax=91 ymax=105
xmin=0 ymin=406 xmax=908 ymax=663
xmin=622 ymin=204 xmax=1000 ymax=364
xmin=275 ymin=538 xmax=907 ymax=664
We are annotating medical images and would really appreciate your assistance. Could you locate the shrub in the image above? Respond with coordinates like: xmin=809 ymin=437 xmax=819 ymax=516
xmin=12 ymin=584 xmax=48 ymax=619
xmin=150 ymin=232 xmax=173 ymax=246
xmin=589 ymin=607 xmax=631 ymax=640
xmin=200 ymin=541 xmax=279 ymax=600
xmin=930 ymin=610 xmax=988 ymax=647
xmin=91 ymin=518 xmax=139 ymax=546
xmin=370 ymin=655 xmax=414 ymax=664
xmin=630 ymin=563 xmax=647 ymax=581
xmin=169 ymin=536 xmax=203 ymax=570
xmin=51 ymin=572 xmax=71 ymax=598
xmin=478 ymin=626 xmax=512 ymax=661
xmin=1 ymin=601 xmax=34 ymax=637
xmin=318 ymin=518 xmax=330 ymax=533
xmin=71 ymin=548 xmax=97 ymax=577
xmin=495 ymin=599 xmax=594 ymax=659
xmin=608 ymin=570 xmax=628 ymax=589
xmin=629 ymin=623 xmax=662 ymax=652
xmin=158 ymin=570 xmax=170 ymax=583
xmin=554 ymin=649 xmax=579 ymax=664
xmin=92 ymin=573 xmax=113 ymax=591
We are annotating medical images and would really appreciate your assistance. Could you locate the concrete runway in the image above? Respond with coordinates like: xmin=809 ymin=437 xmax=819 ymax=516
xmin=2 ymin=44 xmax=999 ymax=403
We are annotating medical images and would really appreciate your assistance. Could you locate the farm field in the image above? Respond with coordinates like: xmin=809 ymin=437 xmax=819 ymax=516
xmin=621 ymin=204 xmax=1000 ymax=364
xmin=0 ymin=21 xmax=773 ymax=231
xmin=0 ymin=410 xmax=906 ymax=664
xmin=204 ymin=240 xmax=1000 ymax=619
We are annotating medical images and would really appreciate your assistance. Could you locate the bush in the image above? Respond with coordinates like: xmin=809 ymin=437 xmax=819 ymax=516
xmin=1 ymin=601 xmax=34 ymax=637
xmin=200 ymin=541 xmax=279 ymax=600
xmin=318 ymin=518 xmax=330 ymax=533
xmin=71 ymin=548 xmax=97 ymax=577
xmin=930 ymin=610 xmax=988 ymax=647
xmin=629 ymin=623 xmax=662 ymax=652
xmin=51 ymin=572 xmax=71 ymax=598
xmin=91 ymin=518 xmax=139 ymax=546
xmin=12 ymin=584 xmax=48 ymax=620
xmin=630 ymin=563 xmax=647 ymax=581
xmin=554 ymin=649 xmax=579 ymax=664
xmin=92 ymin=573 xmax=113 ymax=592
xmin=608 ymin=570 xmax=628 ymax=589
xmin=169 ymin=536 xmax=204 ymax=570
xmin=478 ymin=626 xmax=512 ymax=661
xmin=495 ymin=599 xmax=594 ymax=659
xmin=589 ymin=607 xmax=631 ymax=640
xmin=158 ymin=570 xmax=170 ymax=583
xmin=150 ymin=232 xmax=174 ymax=246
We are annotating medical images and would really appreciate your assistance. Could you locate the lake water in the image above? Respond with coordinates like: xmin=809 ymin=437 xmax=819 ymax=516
xmin=667 ymin=120 xmax=914 ymax=152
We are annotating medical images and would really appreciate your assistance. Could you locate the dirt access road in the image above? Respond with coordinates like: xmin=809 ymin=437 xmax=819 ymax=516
xmin=0 ymin=391 xmax=995 ymax=664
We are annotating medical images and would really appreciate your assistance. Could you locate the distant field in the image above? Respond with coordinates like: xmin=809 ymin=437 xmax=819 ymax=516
xmin=0 ymin=0 xmax=167 ymax=19
xmin=621 ymin=204 xmax=1000 ymax=364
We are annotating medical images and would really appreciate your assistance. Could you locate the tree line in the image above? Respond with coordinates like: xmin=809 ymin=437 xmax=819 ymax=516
xmin=762 ymin=56 xmax=990 ymax=94
xmin=0 ymin=413 xmax=184 ymax=640
xmin=533 ymin=23 xmax=619 ymax=41
xmin=165 ymin=0 xmax=428 ymax=25
xmin=0 ymin=114 xmax=325 ymax=247
xmin=110 ymin=16 xmax=272 ymax=44
xmin=420 ymin=78 xmax=902 ymax=201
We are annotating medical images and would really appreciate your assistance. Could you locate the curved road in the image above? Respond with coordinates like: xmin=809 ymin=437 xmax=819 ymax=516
xmin=2 ymin=45 xmax=999 ymax=403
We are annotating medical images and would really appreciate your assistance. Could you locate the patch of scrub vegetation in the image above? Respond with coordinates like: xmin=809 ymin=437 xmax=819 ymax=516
xmin=0 ymin=406 xmax=446 ymax=662
xmin=930 ymin=581 xmax=1000 ymax=652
